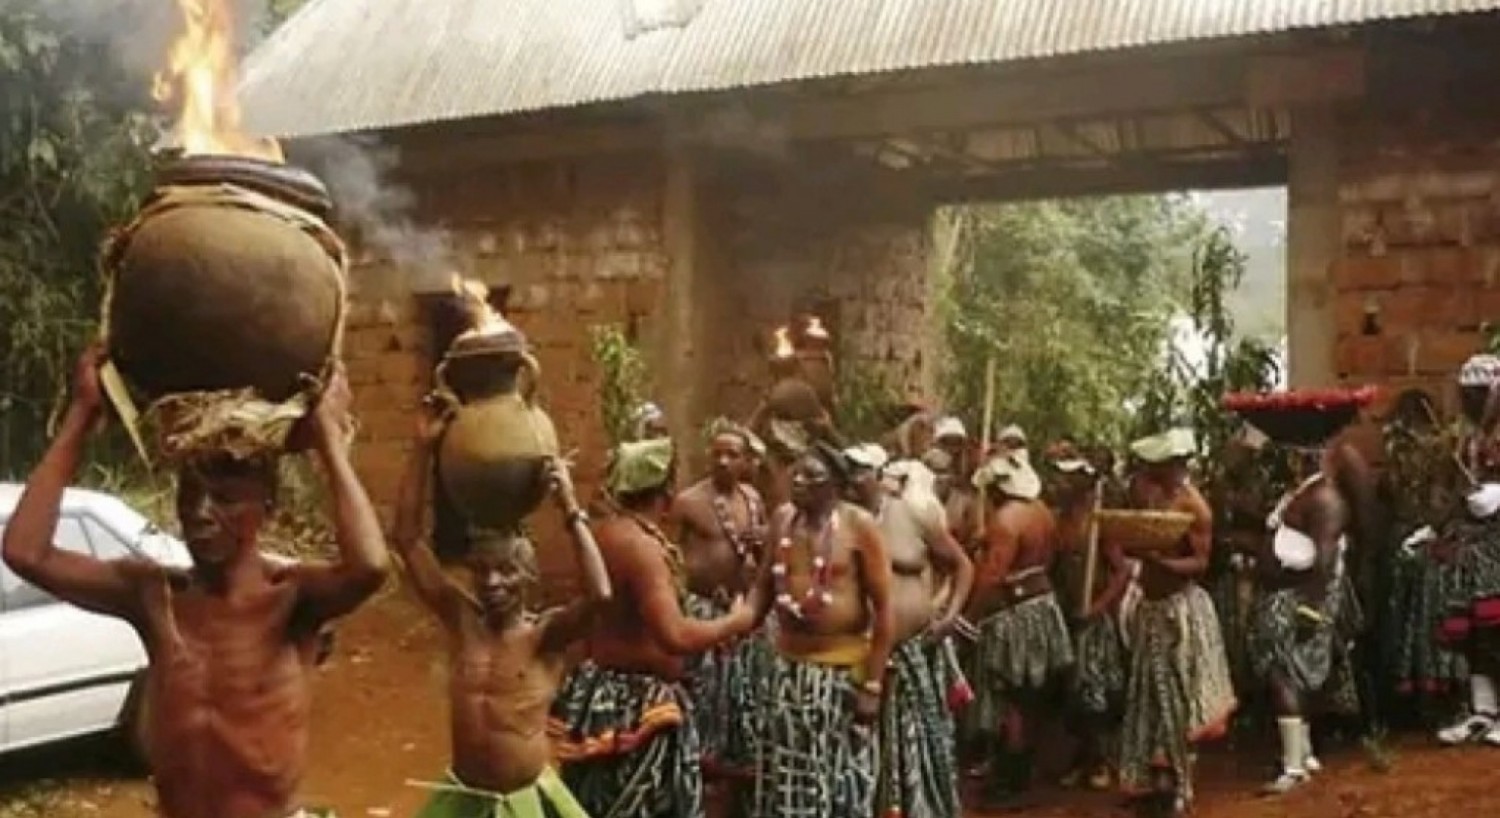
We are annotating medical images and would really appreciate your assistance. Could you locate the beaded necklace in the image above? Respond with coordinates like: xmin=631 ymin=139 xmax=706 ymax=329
xmin=710 ymin=484 xmax=767 ymax=569
xmin=772 ymin=506 xmax=838 ymax=620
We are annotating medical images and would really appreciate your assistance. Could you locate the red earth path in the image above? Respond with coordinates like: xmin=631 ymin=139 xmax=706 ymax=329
xmin=4 ymin=590 xmax=1500 ymax=818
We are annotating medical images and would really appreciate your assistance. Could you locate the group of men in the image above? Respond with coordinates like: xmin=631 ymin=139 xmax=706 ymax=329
xmin=11 ymin=340 xmax=1500 ymax=818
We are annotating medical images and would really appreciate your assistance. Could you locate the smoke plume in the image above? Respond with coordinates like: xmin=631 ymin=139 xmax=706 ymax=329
xmin=290 ymin=135 xmax=456 ymax=297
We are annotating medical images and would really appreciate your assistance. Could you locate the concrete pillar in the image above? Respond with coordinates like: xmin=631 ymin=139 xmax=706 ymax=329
xmin=655 ymin=147 xmax=715 ymax=471
xmin=1285 ymin=108 xmax=1342 ymax=387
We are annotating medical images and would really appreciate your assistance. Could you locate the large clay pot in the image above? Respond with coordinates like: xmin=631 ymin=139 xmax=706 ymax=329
xmin=435 ymin=329 xmax=560 ymax=533
xmin=102 ymin=155 xmax=344 ymax=404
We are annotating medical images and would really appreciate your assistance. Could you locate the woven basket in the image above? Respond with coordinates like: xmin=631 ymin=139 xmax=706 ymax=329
xmin=1094 ymin=509 xmax=1193 ymax=555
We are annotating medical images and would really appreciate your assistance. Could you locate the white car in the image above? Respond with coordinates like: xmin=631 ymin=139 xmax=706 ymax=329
xmin=0 ymin=483 xmax=190 ymax=757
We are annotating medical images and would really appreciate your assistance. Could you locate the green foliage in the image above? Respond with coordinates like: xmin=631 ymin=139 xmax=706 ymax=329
xmin=588 ymin=324 xmax=650 ymax=447
xmin=0 ymin=5 xmax=155 ymax=475
xmin=1136 ymin=227 xmax=1281 ymax=493
xmin=941 ymin=195 xmax=1209 ymax=448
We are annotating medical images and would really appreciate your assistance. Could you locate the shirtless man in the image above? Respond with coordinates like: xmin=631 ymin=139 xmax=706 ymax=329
xmin=848 ymin=448 xmax=974 ymax=818
xmin=1048 ymin=448 xmax=1131 ymax=791
xmin=746 ymin=442 xmax=895 ymax=818
xmin=1117 ymin=428 xmax=1236 ymax=817
xmin=672 ymin=419 xmax=770 ymax=808
xmin=2 ymin=347 xmax=388 ymax=818
xmin=548 ymin=437 xmax=755 ymax=818
xmin=391 ymin=404 xmax=611 ymax=816
xmin=965 ymin=451 xmax=1075 ymax=809
xmin=1250 ymin=440 xmax=1373 ymax=794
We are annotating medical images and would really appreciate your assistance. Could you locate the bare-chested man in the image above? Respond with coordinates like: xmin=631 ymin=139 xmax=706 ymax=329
xmin=547 ymin=437 xmax=754 ymax=818
xmin=1117 ymin=428 xmax=1236 ymax=817
xmin=1249 ymin=438 xmax=1373 ymax=795
xmin=965 ymin=451 xmax=1075 ymax=809
xmin=672 ymin=418 xmax=771 ymax=810
xmin=1046 ymin=448 xmax=1130 ymax=791
xmin=745 ymin=442 xmax=895 ymax=818
xmin=391 ymin=403 xmax=611 ymax=817
xmin=2 ymin=347 xmax=387 ymax=818
xmin=847 ymin=447 xmax=974 ymax=818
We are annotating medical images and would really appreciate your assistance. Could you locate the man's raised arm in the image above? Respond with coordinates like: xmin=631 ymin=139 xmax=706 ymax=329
xmin=291 ymin=366 xmax=390 ymax=625
xmin=3 ymin=346 xmax=150 ymax=620
xmin=389 ymin=404 xmax=463 ymax=626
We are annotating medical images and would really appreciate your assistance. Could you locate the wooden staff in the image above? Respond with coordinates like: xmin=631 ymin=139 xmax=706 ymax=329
xmin=1078 ymin=476 xmax=1104 ymax=618
xmin=976 ymin=357 xmax=997 ymax=534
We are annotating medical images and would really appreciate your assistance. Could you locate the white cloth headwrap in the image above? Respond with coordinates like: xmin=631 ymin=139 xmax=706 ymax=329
xmin=1460 ymin=354 xmax=1500 ymax=387
xmin=1468 ymin=483 xmax=1500 ymax=520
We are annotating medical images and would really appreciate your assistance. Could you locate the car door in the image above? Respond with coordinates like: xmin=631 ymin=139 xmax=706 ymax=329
xmin=0 ymin=514 xmax=145 ymax=752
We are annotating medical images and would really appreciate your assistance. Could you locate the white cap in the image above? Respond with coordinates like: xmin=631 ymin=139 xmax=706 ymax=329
xmin=996 ymin=424 xmax=1027 ymax=445
xmin=843 ymin=444 xmax=890 ymax=471
xmin=935 ymin=416 xmax=968 ymax=441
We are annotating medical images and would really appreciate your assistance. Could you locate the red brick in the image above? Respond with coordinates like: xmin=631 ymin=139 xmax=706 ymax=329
xmin=1414 ymin=247 xmax=1484 ymax=286
xmin=1335 ymin=336 xmax=1387 ymax=377
xmin=1333 ymin=256 xmax=1404 ymax=290
xmin=1417 ymin=331 xmax=1483 ymax=376
xmin=1334 ymin=292 xmax=1375 ymax=337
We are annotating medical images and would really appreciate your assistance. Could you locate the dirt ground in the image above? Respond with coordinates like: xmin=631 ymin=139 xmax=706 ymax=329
xmin=5 ymin=589 xmax=1500 ymax=818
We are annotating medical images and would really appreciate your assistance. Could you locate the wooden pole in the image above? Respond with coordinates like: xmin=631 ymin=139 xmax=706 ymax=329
xmin=976 ymin=357 xmax=998 ymax=535
xmin=1078 ymin=476 xmax=1104 ymax=618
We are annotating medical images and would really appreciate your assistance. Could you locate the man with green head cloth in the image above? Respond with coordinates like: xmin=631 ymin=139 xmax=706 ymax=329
xmin=550 ymin=437 xmax=757 ymax=818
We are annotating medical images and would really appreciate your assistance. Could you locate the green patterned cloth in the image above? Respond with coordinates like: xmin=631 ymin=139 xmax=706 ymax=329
xmin=549 ymin=661 xmax=702 ymax=818
xmin=878 ymin=637 xmax=961 ymax=818
xmin=412 ymin=768 xmax=588 ymax=818
xmin=1073 ymin=616 xmax=1128 ymax=716
xmin=753 ymin=651 xmax=875 ymax=818
xmin=1118 ymin=585 xmax=1237 ymax=805
xmin=1249 ymin=558 xmax=1363 ymax=714
xmin=968 ymin=593 xmax=1076 ymax=734
xmin=607 ymin=438 xmax=675 ymax=496
xmin=684 ymin=593 xmax=773 ymax=776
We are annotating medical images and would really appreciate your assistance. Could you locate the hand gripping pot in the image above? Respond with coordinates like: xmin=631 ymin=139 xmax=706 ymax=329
xmin=433 ymin=326 xmax=560 ymax=534
xmin=100 ymin=155 xmax=347 ymax=462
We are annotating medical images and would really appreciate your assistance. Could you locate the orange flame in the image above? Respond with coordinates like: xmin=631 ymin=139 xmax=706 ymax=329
xmin=451 ymin=274 xmax=515 ymax=337
xmin=153 ymin=0 xmax=283 ymax=163
xmin=773 ymin=327 xmax=794 ymax=359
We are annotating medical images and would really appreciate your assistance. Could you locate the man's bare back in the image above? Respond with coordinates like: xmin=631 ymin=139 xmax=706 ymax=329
xmin=969 ymin=500 xmax=1056 ymax=621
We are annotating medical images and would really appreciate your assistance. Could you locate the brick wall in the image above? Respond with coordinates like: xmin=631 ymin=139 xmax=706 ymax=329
xmin=1332 ymin=108 xmax=1500 ymax=420
xmin=330 ymin=148 xmax=938 ymax=594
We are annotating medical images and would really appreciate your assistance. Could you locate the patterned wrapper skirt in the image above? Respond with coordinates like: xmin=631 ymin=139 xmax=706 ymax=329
xmin=413 ymin=767 xmax=588 ymax=818
xmin=1439 ymin=518 xmax=1500 ymax=656
xmin=877 ymin=637 xmax=962 ymax=818
xmin=685 ymin=594 xmax=774 ymax=776
xmin=1118 ymin=584 xmax=1237 ymax=804
xmin=548 ymin=662 xmax=703 ymax=818
xmin=753 ymin=651 xmax=876 ymax=818
xmin=1073 ymin=616 xmax=1128 ymax=717
xmin=1249 ymin=569 xmax=1363 ymax=714
xmin=1390 ymin=545 xmax=1469 ymax=693
xmin=968 ymin=592 xmax=1076 ymax=733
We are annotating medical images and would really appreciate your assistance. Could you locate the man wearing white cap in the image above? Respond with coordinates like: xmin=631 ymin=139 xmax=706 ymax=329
xmin=1432 ymin=352 xmax=1500 ymax=748
xmin=846 ymin=445 xmax=975 ymax=818
xmin=966 ymin=451 xmax=1074 ymax=808
xmin=1116 ymin=428 xmax=1235 ymax=817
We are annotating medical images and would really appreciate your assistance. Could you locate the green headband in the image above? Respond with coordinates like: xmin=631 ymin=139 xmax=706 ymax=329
xmin=607 ymin=436 xmax=676 ymax=495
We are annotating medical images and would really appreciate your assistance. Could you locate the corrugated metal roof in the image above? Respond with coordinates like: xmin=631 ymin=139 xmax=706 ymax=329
xmin=240 ymin=0 xmax=1500 ymax=138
